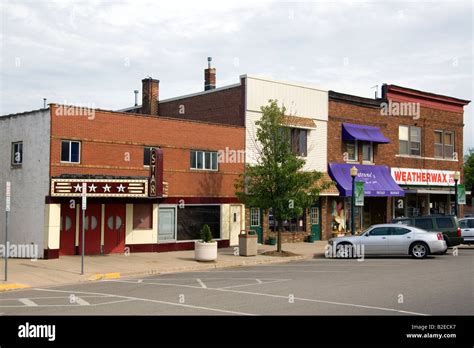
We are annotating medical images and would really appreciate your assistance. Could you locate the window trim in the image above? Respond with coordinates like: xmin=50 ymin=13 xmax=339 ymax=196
xmin=190 ymin=150 xmax=219 ymax=171
xmin=250 ymin=208 xmax=261 ymax=227
xmin=60 ymin=140 xmax=81 ymax=164
xmin=399 ymin=125 xmax=421 ymax=157
xmin=11 ymin=141 xmax=23 ymax=166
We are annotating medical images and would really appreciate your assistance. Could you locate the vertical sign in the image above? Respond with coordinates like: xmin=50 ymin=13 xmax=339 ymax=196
xmin=355 ymin=182 xmax=365 ymax=206
xmin=149 ymin=148 xmax=163 ymax=197
xmin=5 ymin=181 xmax=11 ymax=212
xmin=457 ymin=184 xmax=466 ymax=205
xmin=81 ymin=183 xmax=87 ymax=210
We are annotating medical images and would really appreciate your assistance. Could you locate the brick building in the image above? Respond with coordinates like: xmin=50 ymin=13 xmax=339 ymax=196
xmin=324 ymin=85 xmax=470 ymax=239
xmin=0 ymin=78 xmax=245 ymax=258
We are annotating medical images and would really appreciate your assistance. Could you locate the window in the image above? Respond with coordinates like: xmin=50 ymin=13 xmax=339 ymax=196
xmin=399 ymin=126 xmax=421 ymax=156
xmin=310 ymin=207 xmax=319 ymax=225
xmin=61 ymin=140 xmax=81 ymax=163
xmin=290 ymin=128 xmax=307 ymax=157
xmin=269 ymin=209 xmax=306 ymax=232
xmin=369 ymin=227 xmax=391 ymax=236
xmin=190 ymin=150 xmax=218 ymax=170
xmin=346 ymin=141 xmax=357 ymax=161
xmin=177 ymin=205 xmax=220 ymax=240
xmin=391 ymin=227 xmax=411 ymax=235
xmin=11 ymin=142 xmax=23 ymax=166
xmin=434 ymin=130 xmax=454 ymax=159
xmin=362 ymin=142 xmax=373 ymax=162
xmin=436 ymin=217 xmax=453 ymax=229
xmin=144 ymin=147 xmax=152 ymax=166
xmin=250 ymin=208 xmax=260 ymax=227
xmin=133 ymin=204 xmax=153 ymax=230
xmin=414 ymin=218 xmax=433 ymax=230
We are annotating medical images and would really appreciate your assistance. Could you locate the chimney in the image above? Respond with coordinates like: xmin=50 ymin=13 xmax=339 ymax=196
xmin=204 ymin=57 xmax=216 ymax=91
xmin=141 ymin=77 xmax=159 ymax=115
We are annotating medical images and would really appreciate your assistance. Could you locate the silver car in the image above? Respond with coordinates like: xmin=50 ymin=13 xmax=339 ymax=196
xmin=327 ymin=223 xmax=447 ymax=259
xmin=459 ymin=218 xmax=474 ymax=245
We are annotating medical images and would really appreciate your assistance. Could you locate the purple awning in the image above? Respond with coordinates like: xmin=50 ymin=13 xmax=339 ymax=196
xmin=342 ymin=123 xmax=390 ymax=143
xmin=328 ymin=163 xmax=404 ymax=197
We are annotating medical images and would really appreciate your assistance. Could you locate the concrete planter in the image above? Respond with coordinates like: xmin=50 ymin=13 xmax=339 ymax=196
xmin=239 ymin=233 xmax=257 ymax=256
xmin=194 ymin=241 xmax=217 ymax=261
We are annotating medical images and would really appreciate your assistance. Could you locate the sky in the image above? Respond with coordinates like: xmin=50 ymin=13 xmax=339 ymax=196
xmin=1 ymin=0 xmax=472 ymax=154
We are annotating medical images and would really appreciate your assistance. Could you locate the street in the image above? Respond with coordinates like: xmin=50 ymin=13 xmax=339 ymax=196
xmin=1 ymin=247 xmax=472 ymax=316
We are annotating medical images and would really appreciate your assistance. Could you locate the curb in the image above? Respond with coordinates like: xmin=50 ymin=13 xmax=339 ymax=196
xmin=89 ymin=272 xmax=121 ymax=281
xmin=0 ymin=283 xmax=30 ymax=292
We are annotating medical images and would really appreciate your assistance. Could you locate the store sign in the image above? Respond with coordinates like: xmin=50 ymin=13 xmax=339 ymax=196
xmin=355 ymin=182 xmax=364 ymax=206
xmin=51 ymin=179 xmax=148 ymax=197
xmin=149 ymin=148 xmax=163 ymax=198
xmin=391 ymin=168 xmax=456 ymax=187
xmin=457 ymin=184 xmax=466 ymax=205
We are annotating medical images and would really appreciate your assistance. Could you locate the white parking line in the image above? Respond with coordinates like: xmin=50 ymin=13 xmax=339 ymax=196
xmin=33 ymin=288 xmax=255 ymax=316
xmin=75 ymin=297 xmax=90 ymax=306
xmin=196 ymin=279 xmax=207 ymax=288
xmin=18 ymin=298 xmax=37 ymax=307
xmin=217 ymin=279 xmax=290 ymax=290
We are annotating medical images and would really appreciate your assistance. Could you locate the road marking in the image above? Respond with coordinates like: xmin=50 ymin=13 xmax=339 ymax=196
xmin=75 ymin=297 xmax=90 ymax=306
xmin=106 ymin=279 xmax=428 ymax=316
xmin=137 ymin=280 xmax=143 ymax=283
xmin=33 ymin=288 xmax=255 ymax=316
xmin=217 ymin=279 xmax=290 ymax=290
xmin=196 ymin=279 xmax=207 ymax=288
xmin=18 ymin=298 xmax=37 ymax=307
xmin=256 ymin=279 xmax=263 ymax=284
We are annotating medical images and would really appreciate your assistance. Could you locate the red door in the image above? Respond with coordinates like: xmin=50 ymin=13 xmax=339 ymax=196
xmin=60 ymin=204 xmax=76 ymax=256
xmin=78 ymin=203 xmax=102 ymax=255
xmin=104 ymin=204 xmax=126 ymax=254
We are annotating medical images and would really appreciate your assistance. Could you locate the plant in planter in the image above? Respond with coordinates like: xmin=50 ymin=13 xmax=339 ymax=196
xmin=267 ymin=232 xmax=277 ymax=245
xmin=194 ymin=224 xmax=217 ymax=261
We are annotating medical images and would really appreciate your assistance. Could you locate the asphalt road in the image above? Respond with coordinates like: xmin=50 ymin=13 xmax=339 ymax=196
xmin=1 ymin=247 xmax=473 ymax=316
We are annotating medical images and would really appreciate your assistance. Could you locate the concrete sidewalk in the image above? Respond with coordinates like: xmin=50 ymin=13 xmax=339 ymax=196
xmin=0 ymin=242 xmax=327 ymax=290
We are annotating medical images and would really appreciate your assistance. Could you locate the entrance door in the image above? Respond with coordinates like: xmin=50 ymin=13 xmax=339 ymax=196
xmin=78 ymin=203 xmax=102 ymax=255
xmin=104 ymin=204 xmax=126 ymax=254
xmin=230 ymin=205 xmax=241 ymax=245
xmin=60 ymin=204 xmax=76 ymax=256
xmin=249 ymin=208 xmax=263 ymax=243
xmin=158 ymin=207 xmax=176 ymax=242
xmin=310 ymin=205 xmax=321 ymax=240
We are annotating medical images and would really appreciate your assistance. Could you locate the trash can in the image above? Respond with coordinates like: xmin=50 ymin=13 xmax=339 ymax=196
xmin=239 ymin=230 xmax=258 ymax=256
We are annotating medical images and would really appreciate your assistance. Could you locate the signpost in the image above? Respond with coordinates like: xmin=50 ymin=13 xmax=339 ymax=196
xmin=355 ymin=182 xmax=365 ymax=207
xmin=81 ymin=183 xmax=87 ymax=275
xmin=5 ymin=182 xmax=11 ymax=281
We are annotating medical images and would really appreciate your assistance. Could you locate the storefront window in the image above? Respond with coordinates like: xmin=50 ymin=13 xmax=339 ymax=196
xmin=269 ymin=209 xmax=306 ymax=232
xmin=133 ymin=204 xmax=153 ymax=230
xmin=177 ymin=206 xmax=220 ymax=240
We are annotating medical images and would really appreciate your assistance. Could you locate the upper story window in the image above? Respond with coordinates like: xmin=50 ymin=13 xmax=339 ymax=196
xmin=61 ymin=140 xmax=81 ymax=163
xmin=11 ymin=141 xmax=23 ymax=166
xmin=190 ymin=150 xmax=218 ymax=171
xmin=345 ymin=140 xmax=358 ymax=161
xmin=399 ymin=125 xmax=421 ymax=156
xmin=143 ymin=146 xmax=152 ymax=166
xmin=362 ymin=142 xmax=373 ymax=163
xmin=290 ymin=128 xmax=307 ymax=157
xmin=434 ymin=130 xmax=454 ymax=159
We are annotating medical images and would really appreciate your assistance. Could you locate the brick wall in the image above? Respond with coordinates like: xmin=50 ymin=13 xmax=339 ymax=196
xmin=158 ymin=85 xmax=244 ymax=126
xmin=50 ymin=105 xmax=245 ymax=198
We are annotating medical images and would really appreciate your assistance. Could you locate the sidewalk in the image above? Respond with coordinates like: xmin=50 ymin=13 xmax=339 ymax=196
xmin=0 ymin=242 xmax=327 ymax=290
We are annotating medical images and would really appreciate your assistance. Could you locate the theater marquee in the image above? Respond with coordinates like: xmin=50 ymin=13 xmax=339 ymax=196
xmin=51 ymin=178 xmax=149 ymax=198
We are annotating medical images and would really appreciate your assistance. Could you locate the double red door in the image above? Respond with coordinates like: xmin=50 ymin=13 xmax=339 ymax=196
xmin=78 ymin=203 xmax=102 ymax=255
xmin=104 ymin=204 xmax=126 ymax=254
xmin=60 ymin=204 xmax=76 ymax=256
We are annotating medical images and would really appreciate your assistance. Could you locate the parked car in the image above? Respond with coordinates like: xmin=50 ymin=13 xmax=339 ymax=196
xmin=459 ymin=218 xmax=474 ymax=245
xmin=392 ymin=215 xmax=463 ymax=247
xmin=328 ymin=224 xmax=447 ymax=259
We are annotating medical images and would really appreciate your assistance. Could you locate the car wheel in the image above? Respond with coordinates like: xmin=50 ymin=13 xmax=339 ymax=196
xmin=410 ymin=242 xmax=428 ymax=259
xmin=336 ymin=243 xmax=353 ymax=258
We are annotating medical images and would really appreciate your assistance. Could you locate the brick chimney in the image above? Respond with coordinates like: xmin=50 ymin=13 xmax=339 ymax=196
xmin=141 ymin=77 xmax=159 ymax=115
xmin=204 ymin=57 xmax=216 ymax=91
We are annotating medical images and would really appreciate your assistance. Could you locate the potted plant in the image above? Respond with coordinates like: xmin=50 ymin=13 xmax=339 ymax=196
xmin=194 ymin=224 xmax=217 ymax=261
xmin=307 ymin=234 xmax=315 ymax=243
xmin=267 ymin=232 xmax=277 ymax=245
xmin=238 ymin=230 xmax=258 ymax=256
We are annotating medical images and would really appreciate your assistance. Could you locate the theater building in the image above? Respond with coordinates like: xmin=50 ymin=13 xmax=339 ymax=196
xmin=325 ymin=85 xmax=470 ymax=239
xmin=0 ymin=79 xmax=245 ymax=258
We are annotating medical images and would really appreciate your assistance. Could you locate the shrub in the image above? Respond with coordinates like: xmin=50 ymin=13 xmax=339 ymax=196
xmin=200 ymin=224 xmax=213 ymax=243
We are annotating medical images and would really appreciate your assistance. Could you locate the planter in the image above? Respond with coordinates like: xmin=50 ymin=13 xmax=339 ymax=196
xmin=239 ymin=232 xmax=257 ymax=257
xmin=267 ymin=237 xmax=276 ymax=246
xmin=307 ymin=235 xmax=315 ymax=243
xmin=194 ymin=241 xmax=217 ymax=261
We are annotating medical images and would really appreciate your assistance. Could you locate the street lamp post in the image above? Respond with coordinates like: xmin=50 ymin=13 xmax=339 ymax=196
xmin=350 ymin=166 xmax=358 ymax=235
xmin=453 ymin=171 xmax=460 ymax=217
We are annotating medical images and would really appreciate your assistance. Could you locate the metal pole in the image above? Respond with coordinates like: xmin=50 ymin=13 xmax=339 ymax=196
xmin=4 ymin=210 xmax=8 ymax=281
xmin=351 ymin=176 xmax=356 ymax=235
xmin=81 ymin=208 xmax=85 ymax=275
xmin=454 ymin=179 xmax=458 ymax=217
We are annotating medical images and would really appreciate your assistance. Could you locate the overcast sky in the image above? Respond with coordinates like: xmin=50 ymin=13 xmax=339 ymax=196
xmin=1 ymin=0 xmax=472 ymax=153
